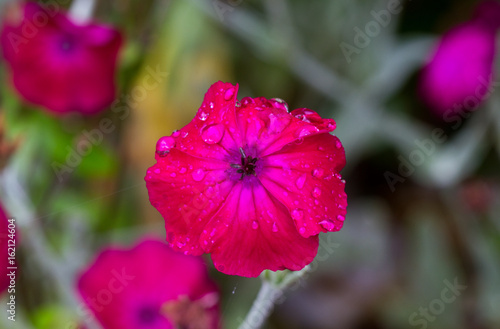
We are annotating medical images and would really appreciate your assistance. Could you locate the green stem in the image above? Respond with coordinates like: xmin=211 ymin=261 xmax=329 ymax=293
xmin=237 ymin=280 xmax=281 ymax=329
xmin=238 ymin=267 xmax=310 ymax=329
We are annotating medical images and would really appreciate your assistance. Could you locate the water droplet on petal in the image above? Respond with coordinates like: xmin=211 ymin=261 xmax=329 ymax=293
xmin=335 ymin=140 xmax=342 ymax=149
xmin=291 ymin=209 xmax=304 ymax=221
xmin=312 ymin=187 xmax=322 ymax=198
xmin=336 ymin=214 xmax=345 ymax=221
xmin=327 ymin=122 xmax=337 ymax=131
xmin=192 ymin=168 xmax=205 ymax=182
xmin=224 ymin=87 xmax=235 ymax=100
xmin=156 ymin=136 xmax=176 ymax=156
xmin=201 ymin=123 xmax=225 ymax=144
xmin=209 ymin=102 xmax=215 ymax=109
xmin=295 ymin=174 xmax=307 ymax=189
xmin=252 ymin=221 xmax=259 ymax=229
xmin=272 ymin=222 xmax=278 ymax=232
xmin=270 ymin=98 xmax=289 ymax=112
xmin=268 ymin=113 xmax=287 ymax=134
xmin=299 ymin=227 xmax=306 ymax=234
xmin=170 ymin=173 xmax=176 ymax=178
xmin=319 ymin=219 xmax=335 ymax=231
xmin=312 ymin=168 xmax=324 ymax=178
xmin=199 ymin=111 xmax=209 ymax=121
xmin=241 ymin=97 xmax=255 ymax=107
xmin=154 ymin=168 xmax=161 ymax=174
xmin=179 ymin=167 xmax=187 ymax=174
xmin=296 ymin=126 xmax=320 ymax=138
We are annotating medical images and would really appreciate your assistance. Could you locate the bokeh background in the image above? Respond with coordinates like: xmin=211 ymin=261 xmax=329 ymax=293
xmin=0 ymin=0 xmax=500 ymax=328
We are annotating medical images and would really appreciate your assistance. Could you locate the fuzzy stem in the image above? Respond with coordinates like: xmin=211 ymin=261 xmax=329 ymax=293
xmin=237 ymin=280 xmax=281 ymax=329
xmin=238 ymin=267 xmax=310 ymax=329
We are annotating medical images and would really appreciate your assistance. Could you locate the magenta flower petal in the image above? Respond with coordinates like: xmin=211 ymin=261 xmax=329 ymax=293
xmin=145 ymin=81 xmax=347 ymax=277
xmin=260 ymin=133 xmax=347 ymax=237
xmin=200 ymin=181 xmax=319 ymax=277
xmin=78 ymin=239 xmax=220 ymax=329
xmin=0 ymin=3 xmax=122 ymax=115
xmin=146 ymin=149 xmax=235 ymax=255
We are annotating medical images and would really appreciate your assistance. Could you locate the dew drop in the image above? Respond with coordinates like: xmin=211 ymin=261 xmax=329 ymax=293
xmin=296 ymin=126 xmax=320 ymax=138
xmin=270 ymin=98 xmax=289 ymax=112
xmin=272 ymin=222 xmax=278 ymax=232
xmin=268 ymin=113 xmax=286 ymax=134
xmin=172 ymin=130 xmax=181 ymax=137
xmin=335 ymin=140 xmax=342 ymax=149
xmin=295 ymin=174 xmax=307 ymax=189
xmin=319 ymin=219 xmax=335 ymax=231
xmin=336 ymin=214 xmax=345 ymax=221
xmin=291 ymin=209 xmax=304 ymax=221
xmin=199 ymin=111 xmax=209 ymax=121
xmin=299 ymin=227 xmax=306 ymax=234
xmin=154 ymin=168 xmax=160 ymax=174
xmin=179 ymin=167 xmax=187 ymax=174
xmin=327 ymin=122 xmax=336 ymax=131
xmin=201 ymin=123 xmax=225 ymax=144
xmin=312 ymin=187 xmax=322 ymax=198
xmin=241 ymin=97 xmax=255 ymax=106
xmin=252 ymin=221 xmax=259 ymax=229
xmin=192 ymin=168 xmax=205 ymax=182
xmin=156 ymin=136 xmax=175 ymax=156
xmin=209 ymin=102 xmax=215 ymax=109
xmin=170 ymin=173 xmax=176 ymax=178
xmin=224 ymin=87 xmax=235 ymax=100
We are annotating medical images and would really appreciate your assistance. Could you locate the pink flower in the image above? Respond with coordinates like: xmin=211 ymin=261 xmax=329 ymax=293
xmin=0 ymin=205 xmax=10 ymax=293
xmin=78 ymin=239 xmax=220 ymax=329
xmin=419 ymin=2 xmax=500 ymax=116
xmin=0 ymin=2 xmax=122 ymax=115
xmin=145 ymin=81 xmax=347 ymax=277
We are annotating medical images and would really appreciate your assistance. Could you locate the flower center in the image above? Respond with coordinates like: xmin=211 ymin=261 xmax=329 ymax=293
xmin=137 ymin=305 xmax=160 ymax=324
xmin=231 ymin=148 xmax=258 ymax=180
xmin=58 ymin=34 xmax=77 ymax=54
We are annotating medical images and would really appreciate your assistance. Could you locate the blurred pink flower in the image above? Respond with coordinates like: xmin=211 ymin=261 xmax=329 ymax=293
xmin=419 ymin=1 xmax=500 ymax=117
xmin=0 ymin=2 xmax=122 ymax=115
xmin=78 ymin=239 xmax=220 ymax=329
xmin=145 ymin=81 xmax=347 ymax=277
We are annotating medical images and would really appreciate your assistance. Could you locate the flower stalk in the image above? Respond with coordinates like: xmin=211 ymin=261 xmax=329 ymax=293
xmin=238 ymin=267 xmax=310 ymax=329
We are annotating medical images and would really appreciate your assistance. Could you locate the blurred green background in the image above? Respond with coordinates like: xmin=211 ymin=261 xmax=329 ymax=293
xmin=1 ymin=0 xmax=500 ymax=328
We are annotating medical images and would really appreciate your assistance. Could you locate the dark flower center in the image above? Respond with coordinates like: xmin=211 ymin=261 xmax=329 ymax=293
xmin=138 ymin=305 xmax=160 ymax=324
xmin=58 ymin=35 xmax=77 ymax=54
xmin=231 ymin=148 xmax=258 ymax=180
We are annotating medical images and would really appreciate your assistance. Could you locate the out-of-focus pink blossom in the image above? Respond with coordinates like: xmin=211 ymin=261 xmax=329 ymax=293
xmin=78 ymin=239 xmax=220 ymax=329
xmin=419 ymin=1 xmax=500 ymax=117
xmin=0 ymin=2 xmax=122 ymax=115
